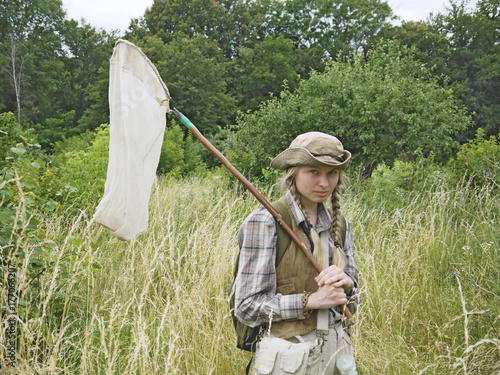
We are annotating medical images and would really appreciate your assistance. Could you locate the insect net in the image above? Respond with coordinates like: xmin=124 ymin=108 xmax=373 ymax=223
xmin=93 ymin=39 xmax=171 ymax=241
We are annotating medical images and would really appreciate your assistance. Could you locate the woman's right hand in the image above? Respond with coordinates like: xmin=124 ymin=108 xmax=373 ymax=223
xmin=305 ymin=284 xmax=347 ymax=310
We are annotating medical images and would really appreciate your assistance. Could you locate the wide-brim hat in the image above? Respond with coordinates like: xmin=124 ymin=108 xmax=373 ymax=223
xmin=270 ymin=132 xmax=351 ymax=170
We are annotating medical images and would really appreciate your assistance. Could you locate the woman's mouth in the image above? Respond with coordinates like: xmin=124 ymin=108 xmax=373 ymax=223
xmin=314 ymin=191 xmax=329 ymax=197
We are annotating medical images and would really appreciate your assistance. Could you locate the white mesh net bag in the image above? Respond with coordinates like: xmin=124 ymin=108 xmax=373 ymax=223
xmin=93 ymin=39 xmax=171 ymax=241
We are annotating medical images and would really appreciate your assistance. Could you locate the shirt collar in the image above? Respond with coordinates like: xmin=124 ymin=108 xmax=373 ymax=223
xmin=285 ymin=191 xmax=331 ymax=233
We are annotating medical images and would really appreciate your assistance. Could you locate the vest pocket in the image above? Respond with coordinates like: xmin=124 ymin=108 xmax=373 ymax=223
xmin=276 ymin=280 xmax=295 ymax=295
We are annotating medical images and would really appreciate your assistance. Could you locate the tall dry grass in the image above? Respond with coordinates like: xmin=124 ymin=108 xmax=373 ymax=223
xmin=1 ymin=175 xmax=499 ymax=374
xmin=349 ymin=181 xmax=500 ymax=374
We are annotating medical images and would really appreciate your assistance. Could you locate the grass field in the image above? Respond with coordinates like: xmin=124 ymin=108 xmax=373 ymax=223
xmin=1 ymin=174 xmax=499 ymax=374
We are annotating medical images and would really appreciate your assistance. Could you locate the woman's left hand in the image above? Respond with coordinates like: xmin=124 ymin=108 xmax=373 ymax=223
xmin=315 ymin=265 xmax=354 ymax=294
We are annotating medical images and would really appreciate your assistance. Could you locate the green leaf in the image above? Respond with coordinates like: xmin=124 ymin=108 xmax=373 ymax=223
xmin=45 ymin=201 xmax=57 ymax=212
xmin=0 ymin=209 xmax=13 ymax=222
xmin=29 ymin=258 xmax=45 ymax=270
xmin=26 ymin=197 xmax=36 ymax=205
xmin=46 ymin=241 xmax=58 ymax=249
xmin=68 ymin=236 xmax=83 ymax=247
xmin=10 ymin=145 xmax=26 ymax=155
xmin=33 ymin=247 xmax=44 ymax=255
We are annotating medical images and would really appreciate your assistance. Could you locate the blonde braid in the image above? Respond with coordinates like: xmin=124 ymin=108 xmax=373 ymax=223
xmin=330 ymin=172 xmax=347 ymax=270
xmin=289 ymin=184 xmax=310 ymax=224
xmin=283 ymin=168 xmax=328 ymax=268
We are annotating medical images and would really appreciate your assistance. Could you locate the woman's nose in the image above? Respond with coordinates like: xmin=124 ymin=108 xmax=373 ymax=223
xmin=318 ymin=174 xmax=328 ymax=187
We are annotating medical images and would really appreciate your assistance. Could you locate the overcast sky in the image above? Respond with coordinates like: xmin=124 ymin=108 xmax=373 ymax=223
xmin=62 ymin=0 xmax=479 ymax=34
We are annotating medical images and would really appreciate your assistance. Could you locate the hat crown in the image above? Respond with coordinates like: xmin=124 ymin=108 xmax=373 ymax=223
xmin=290 ymin=132 xmax=344 ymax=156
xmin=269 ymin=131 xmax=351 ymax=170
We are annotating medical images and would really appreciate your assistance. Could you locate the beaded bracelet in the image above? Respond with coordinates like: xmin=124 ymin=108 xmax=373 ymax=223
xmin=301 ymin=292 xmax=313 ymax=318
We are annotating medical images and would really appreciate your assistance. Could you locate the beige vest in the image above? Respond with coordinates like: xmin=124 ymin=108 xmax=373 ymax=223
xmin=271 ymin=199 xmax=319 ymax=339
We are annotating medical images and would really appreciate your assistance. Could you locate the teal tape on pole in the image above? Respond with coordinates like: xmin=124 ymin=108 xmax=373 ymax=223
xmin=179 ymin=115 xmax=194 ymax=129
xmin=172 ymin=108 xmax=194 ymax=129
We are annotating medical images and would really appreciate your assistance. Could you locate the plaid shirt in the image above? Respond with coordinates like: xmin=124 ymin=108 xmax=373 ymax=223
xmin=234 ymin=191 xmax=360 ymax=327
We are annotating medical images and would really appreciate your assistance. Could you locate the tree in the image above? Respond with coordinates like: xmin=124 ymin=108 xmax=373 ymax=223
xmin=390 ymin=21 xmax=451 ymax=74
xmin=2 ymin=43 xmax=24 ymax=124
xmin=134 ymin=34 xmax=235 ymax=134
xmin=228 ymin=42 xmax=473 ymax=178
xmin=61 ymin=20 xmax=117 ymax=136
xmin=31 ymin=110 xmax=77 ymax=148
xmin=59 ymin=20 xmax=117 ymax=123
xmin=22 ymin=20 xmax=117 ymax=147
xmin=262 ymin=0 xmax=396 ymax=58
xmin=430 ymin=0 xmax=500 ymax=138
xmin=451 ymin=128 xmax=500 ymax=189
xmin=0 ymin=1 xmax=117 ymax=147
xmin=157 ymin=122 xmax=207 ymax=176
xmin=229 ymin=35 xmax=301 ymax=112
xmin=0 ymin=0 xmax=66 ymax=124
xmin=131 ymin=0 xmax=256 ymax=58
xmin=127 ymin=0 xmax=396 ymax=117
xmin=76 ymin=62 xmax=113 ymax=134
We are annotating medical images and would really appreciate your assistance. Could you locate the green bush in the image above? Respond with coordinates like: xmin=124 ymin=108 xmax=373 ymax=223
xmin=55 ymin=124 xmax=110 ymax=208
xmin=52 ymin=122 xmax=209 ymax=207
xmin=158 ymin=122 xmax=208 ymax=177
xmin=51 ymin=130 xmax=97 ymax=162
xmin=228 ymin=42 xmax=472 ymax=179
xmin=31 ymin=110 xmax=78 ymax=149
xmin=0 ymin=140 xmax=93 ymax=334
xmin=358 ymin=150 xmax=455 ymax=211
xmin=449 ymin=128 xmax=500 ymax=189
xmin=0 ymin=112 xmax=21 ymax=169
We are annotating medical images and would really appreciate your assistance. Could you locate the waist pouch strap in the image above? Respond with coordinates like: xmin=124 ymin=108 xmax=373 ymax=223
xmin=317 ymin=231 xmax=330 ymax=336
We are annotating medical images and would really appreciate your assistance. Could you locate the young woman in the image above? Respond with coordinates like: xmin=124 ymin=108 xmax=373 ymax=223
xmin=234 ymin=132 xmax=360 ymax=374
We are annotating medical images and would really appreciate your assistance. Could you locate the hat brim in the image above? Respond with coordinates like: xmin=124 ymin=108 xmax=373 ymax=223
xmin=270 ymin=148 xmax=351 ymax=170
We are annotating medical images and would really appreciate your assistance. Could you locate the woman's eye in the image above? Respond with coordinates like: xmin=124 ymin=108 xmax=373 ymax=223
xmin=328 ymin=170 xmax=338 ymax=175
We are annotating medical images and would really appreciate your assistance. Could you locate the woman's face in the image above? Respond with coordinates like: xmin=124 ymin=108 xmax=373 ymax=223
xmin=295 ymin=165 xmax=340 ymax=210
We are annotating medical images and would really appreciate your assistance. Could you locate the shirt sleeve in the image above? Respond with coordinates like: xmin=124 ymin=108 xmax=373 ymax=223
xmin=234 ymin=208 xmax=305 ymax=327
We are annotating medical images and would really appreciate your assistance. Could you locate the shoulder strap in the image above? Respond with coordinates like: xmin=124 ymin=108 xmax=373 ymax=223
xmin=272 ymin=199 xmax=293 ymax=267
xmin=339 ymin=215 xmax=347 ymax=249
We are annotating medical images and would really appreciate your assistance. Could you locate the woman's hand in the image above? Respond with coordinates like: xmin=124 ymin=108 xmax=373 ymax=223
xmin=306 ymin=284 xmax=347 ymax=310
xmin=305 ymin=265 xmax=354 ymax=310
xmin=314 ymin=265 xmax=354 ymax=294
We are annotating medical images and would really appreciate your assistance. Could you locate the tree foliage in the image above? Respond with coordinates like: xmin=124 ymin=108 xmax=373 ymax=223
xmin=389 ymin=21 xmax=451 ymax=73
xmin=263 ymin=0 xmax=396 ymax=57
xmin=134 ymin=34 xmax=235 ymax=134
xmin=0 ymin=0 xmax=66 ymax=123
xmin=130 ymin=0 xmax=397 ymax=116
xmin=134 ymin=0 xmax=258 ymax=58
xmin=0 ymin=0 xmax=116 ymax=142
xmin=228 ymin=42 xmax=472 ymax=178
xmin=158 ymin=122 xmax=207 ymax=176
xmin=59 ymin=20 xmax=117 ymax=129
xmin=230 ymin=34 xmax=301 ymax=112
xmin=429 ymin=0 xmax=500 ymax=138
xmin=0 ymin=0 xmax=498 ymax=161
